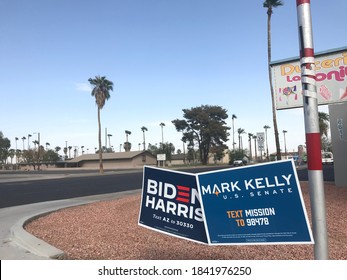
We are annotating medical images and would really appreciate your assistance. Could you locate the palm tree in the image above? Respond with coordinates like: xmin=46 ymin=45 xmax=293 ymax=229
xmin=141 ymin=126 xmax=148 ymax=151
xmin=283 ymin=130 xmax=288 ymax=158
xmin=318 ymin=112 xmax=329 ymax=138
xmin=263 ymin=0 xmax=283 ymax=160
xmin=28 ymin=134 xmax=32 ymax=149
xmin=63 ymin=147 xmax=68 ymax=159
xmin=248 ymin=133 xmax=253 ymax=160
xmin=160 ymin=122 xmax=165 ymax=146
xmin=232 ymin=114 xmax=237 ymax=152
xmin=21 ymin=136 xmax=26 ymax=150
xmin=15 ymin=137 xmax=19 ymax=163
xmin=88 ymin=75 xmax=114 ymax=173
xmin=253 ymin=134 xmax=258 ymax=161
xmin=33 ymin=140 xmax=39 ymax=149
xmin=9 ymin=149 xmax=15 ymax=164
xmin=237 ymin=128 xmax=246 ymax=150
xmin=124 ymin=130 xmax=132 ymax=152
xmin=107 ymin=134 xmax=112 ymax=149
xmin=68 ymin=146 xmax=72 ymax=158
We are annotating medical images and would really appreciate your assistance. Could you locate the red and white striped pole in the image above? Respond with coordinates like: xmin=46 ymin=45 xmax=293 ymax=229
xmin=296 ymin=0 xmax=328 ymax=259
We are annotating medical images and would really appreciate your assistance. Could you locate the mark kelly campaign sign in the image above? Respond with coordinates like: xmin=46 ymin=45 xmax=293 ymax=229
xmin=138 ymin=166 xmax=208 ymax=244
xmin=197 ymin=160 xmax=314 ymax=245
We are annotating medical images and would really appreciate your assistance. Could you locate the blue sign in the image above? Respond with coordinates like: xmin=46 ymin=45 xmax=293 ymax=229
xmin=197 ymin=160 xmax=314 ymax=245
xmin=138 ymin=166 xmax=208 ymax=244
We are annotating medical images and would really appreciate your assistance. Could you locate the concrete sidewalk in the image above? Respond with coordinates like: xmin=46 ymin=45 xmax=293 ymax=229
xmin=0 ymin=190 xmax=140 ymax=260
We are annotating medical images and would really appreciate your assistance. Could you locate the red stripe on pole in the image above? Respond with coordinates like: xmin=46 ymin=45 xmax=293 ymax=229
xmin=306 ymin=133 xmax=322 ymax=170
xmin=302 ymin=48 xmax=314 ymax=58
xmin=296 ymin=0 xmax=310 ymax=5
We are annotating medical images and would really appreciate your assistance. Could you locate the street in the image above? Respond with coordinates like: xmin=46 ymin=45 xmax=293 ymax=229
xmin=0 ymin=165 xmax=334 ymax=208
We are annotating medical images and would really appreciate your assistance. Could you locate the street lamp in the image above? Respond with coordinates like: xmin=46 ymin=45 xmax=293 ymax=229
xmin=283 ymin=130 xmax=288 ymax=159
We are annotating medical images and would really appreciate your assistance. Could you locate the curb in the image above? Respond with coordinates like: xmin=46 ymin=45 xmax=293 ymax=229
xmin=11 ymin=213 xmax=66 ymax=259
xmin=9 ymin=189 xmax=142 ymax=259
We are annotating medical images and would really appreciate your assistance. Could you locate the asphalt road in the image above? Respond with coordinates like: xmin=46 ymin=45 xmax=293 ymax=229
xmin=0 ymin=165 xmax=334 ymax=209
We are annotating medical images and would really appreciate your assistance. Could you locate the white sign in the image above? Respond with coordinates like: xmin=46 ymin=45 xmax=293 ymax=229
xmin=271 ymin=47 xmax=347 ymax=110
xmin=156 ymin=154 xmax=166 ymax=161
xmin=257 ymin=132 xmax=265 ymax=151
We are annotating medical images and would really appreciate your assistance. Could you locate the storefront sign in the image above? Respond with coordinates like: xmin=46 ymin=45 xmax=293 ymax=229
xmin=271 ymin=47 xmax=347 ymax=109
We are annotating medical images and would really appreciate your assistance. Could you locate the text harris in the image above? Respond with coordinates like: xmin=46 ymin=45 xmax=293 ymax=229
xmin=145 ymin=179 xmax=203 ymax=222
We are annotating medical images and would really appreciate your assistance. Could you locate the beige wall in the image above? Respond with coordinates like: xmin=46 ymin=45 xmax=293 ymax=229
xmin=80 ymin=155 xmax=157 ymax=169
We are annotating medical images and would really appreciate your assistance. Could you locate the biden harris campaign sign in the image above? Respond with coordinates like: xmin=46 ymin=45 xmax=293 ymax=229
xmin=197 ymin=160 xmax=313 ymax=245
xmin=138 ymin=166 xmax=208 ymax=244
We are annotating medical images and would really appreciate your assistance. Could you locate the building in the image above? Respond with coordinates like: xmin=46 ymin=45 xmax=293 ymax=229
xmin=63 ymin=151 xmax=157 ymax=169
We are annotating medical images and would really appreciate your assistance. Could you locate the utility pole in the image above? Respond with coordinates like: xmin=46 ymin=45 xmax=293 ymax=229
xmin=296 ymin=0 xmax=328 ymax=259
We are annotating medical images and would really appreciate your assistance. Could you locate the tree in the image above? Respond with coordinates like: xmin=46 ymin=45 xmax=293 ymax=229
xmin=68 ymin=146 xmax=72 ymax=158
xmin=124 ymin=130 xmax=132 ymax=152
xmin=319 ymin=111 xmax=330 ymax=151
xmin=248 ymin=133 xmax=254 ymax=160
xmin=88 ymin=75 xmax=114 ymax=173
xmin=253 ymin=134 xmax=258 ymax=161
xmin=43 ymin=149 xmax=60 ymax=167
xmin=63 ymin=147 xmax=68 ymax=159
xmin=160 ymin=122 xmax=165 ymax=147
xmin=318 ymin=112 xmax=330 ymax=138
xmin=237 ymin=128 xmax=246 ymax=150
xmin=210 ymin=145 xmax=226 ymax=163
xmin=172 ymin=105 xmax=230 ymax=165
xmin=157 ymin=142 xmax=175 ymax=162
xmin=141 ymin=126 xmax=148 ymax=151
xmin=8 ymin=149 xmax=15 ymax=164
xmin=55 ymin=146 xmax=61 ymax=154
xmin=0 ymin=132 xmax=11 ymax=164
xmin=22 ymin=149 xmax=35 ymax=168
xmin=21 ymin=136 xmax=26 ymax=150
xmin=147 ymin=143 xmax=158 ymax=154
xmin=231 ymin=114 xmax=237 ymax=152
xmin=263 ymin=0 xmax=283 ymax=160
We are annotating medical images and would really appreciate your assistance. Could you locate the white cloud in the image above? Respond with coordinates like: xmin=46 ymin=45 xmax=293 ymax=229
xmin=75 ymin=83 xmax=92 ymax=92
